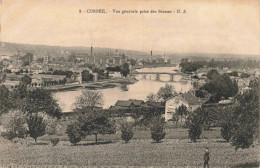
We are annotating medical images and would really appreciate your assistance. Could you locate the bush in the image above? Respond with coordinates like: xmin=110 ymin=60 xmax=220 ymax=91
xmin=1 ymin=131 xmax=16 ymax=141
xmin=45 ymin=116 xmax=58 ymax=135
xmin=186 ymin=112 xmax=202 ymax=142
xmin=50 ymin=138 xmax=60 ymax=146
xmin=188 ymin=122 xmax=202 ymax=142
xmin=119 ymin=120 xmax=134 ymax=143
xmin=150 ymin=117 xmax=166 ymax=143
xmin=55 ymin=122 xmax=67 ymax=136
xmin=66 ymin=122 xmax=84 ymax=145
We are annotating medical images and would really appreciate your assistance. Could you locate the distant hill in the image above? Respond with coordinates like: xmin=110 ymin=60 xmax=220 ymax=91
xmin=0 ymin=41 xmax=147 ymax=59
xmin=1 ymin=41 xmax=259 ymax=61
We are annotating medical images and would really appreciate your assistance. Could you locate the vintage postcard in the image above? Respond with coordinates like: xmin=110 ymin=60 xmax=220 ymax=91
xmin=0 ymin=0 xmax=259 ymax=167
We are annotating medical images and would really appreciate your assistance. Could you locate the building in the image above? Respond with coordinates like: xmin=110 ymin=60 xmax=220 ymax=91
xmin=129 ymin=99 xmax=145 ymax=106
xmin=2 ymin=80 xmax=20 ymax=89
xmin=72 ymin=48 xmax=127 ymax=67
xmin=31 ymin=74 xmax=66 ymax=86
xmin=110 ymin=99 xmax=145 ymax=110
xmin=43 ymin=56 xmax=49 ymax=64
xmin=164 ymin=92 xmax=207 ymax=121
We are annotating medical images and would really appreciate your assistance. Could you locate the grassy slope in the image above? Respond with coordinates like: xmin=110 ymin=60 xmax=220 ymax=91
xmin=0 ymin=128 xmax=259 ymax=167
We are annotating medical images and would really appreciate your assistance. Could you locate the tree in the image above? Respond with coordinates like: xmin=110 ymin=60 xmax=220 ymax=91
xmin=9 ymin=85 xmax=28 ymax=112
xmin=186 ymin=108 xmax=203 ymax=142
xmin=21 ymin=75 xmax=32 ymax=86
xmin=175 ymin=104 xmax=188 ymax=126
xmin=150 ymin=117 xmax=166 ymax=143
xmin=0 ymin=110 xmax=27 ymax=141
xmin=229 ymin=71 xmax=238 ymax=77
xmin=249 ymin=78 xmax=259 ymax=89
xmin=73 ymin=90 xmax=103 ymax=111
xmin=201 ymin=73 xmax=238 ymax=103
xmin=195 ymin=106 xmax=218 ymax=130
xmin=120 ymin=63 xmax=130 ymax=77
xmin=231 ymin=86 xmax=259 ymax=150
xmin=221 ymin=122 xmax=233 ymax=142
xmin=195 ymin=90 xmax=208 ymax=98
xmin=157 ymin=83 xmax=175 ymax=101
xmin=106 ymin=66 xmax=121 ymax=72
xmin=26 ymin=114 xmax=47 ymax=144
xmin=79 ymin=111 xmax=116 ymax=144
xmin=172 ymin=113 xmax=180 ymax=126
xmin=179 ymin=60 xmax=204 ymax=73
xmin=213 ymin=103 xmax=235 ymax=142
xmin=66 ymin=121 xmax=84 ymax=145
xmin=129 ymin=58 xmax=137 ymax=66
xmin=22 ymin=53 xmax=33 ymax=66
xmin=240 ymin=72 xmax=250 ymax=78
xmin=26 ymin=88 xmax=62 ymax=118
xmin=130 ymin=111 xmax=142 ymax=129
xmin=0 ymin=85 xmax=11 ymax=115
xmin=92 ymin=67 xmax=105 ymax=79
xmin=119 ymin=119 xmax=134 ymax=143
xmin=82 ymin=70 xmax=93 ymax=82
xmin=146 ymin=93 xmax=159 ymax=102
xmin=137 ymin=107 xmax=162 ymax=129
xmin=206 ymin=69 xmax=220 ymax=80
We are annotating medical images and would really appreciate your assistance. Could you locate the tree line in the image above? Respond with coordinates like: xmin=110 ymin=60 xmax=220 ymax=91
xmin=180 ymin=58 xmax=260 ymax=73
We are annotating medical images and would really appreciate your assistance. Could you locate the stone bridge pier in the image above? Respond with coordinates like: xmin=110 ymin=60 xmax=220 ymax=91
xmin=156 ymin=74 xmax=160 ymax=81
xmin=170 ymin=74 xmax=174 ymax=82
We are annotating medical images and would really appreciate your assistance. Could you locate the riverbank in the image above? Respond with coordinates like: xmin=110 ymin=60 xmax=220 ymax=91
xmin=134 ymin=64 xmax=178 ymax=69
xmin=45 ymin=77 xmax=138 ymax=92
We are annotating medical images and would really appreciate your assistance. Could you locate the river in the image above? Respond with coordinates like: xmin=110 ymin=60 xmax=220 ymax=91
xmin=53 ymin=66 xmax=193 ymax=112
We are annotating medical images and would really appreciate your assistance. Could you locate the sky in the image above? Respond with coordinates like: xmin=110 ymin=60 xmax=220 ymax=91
xmin=1 ymin=0 xmax=260 ymax=55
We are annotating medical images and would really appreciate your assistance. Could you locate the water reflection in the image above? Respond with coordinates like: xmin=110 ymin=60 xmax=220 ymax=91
xmin=53 ymin=67 xmax=193 ymax=112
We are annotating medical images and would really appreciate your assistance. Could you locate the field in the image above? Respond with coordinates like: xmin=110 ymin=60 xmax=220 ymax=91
xmin=0 ymin=127 xmax=259 ymax=167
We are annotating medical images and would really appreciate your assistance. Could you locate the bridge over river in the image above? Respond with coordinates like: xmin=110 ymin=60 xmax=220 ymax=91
xmin=131 ymin=71 xmax=190 ymax=82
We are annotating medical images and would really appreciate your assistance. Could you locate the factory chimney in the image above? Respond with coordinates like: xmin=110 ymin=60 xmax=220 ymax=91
xmin=90 ymin=46 xmax=93 ymax=56
xmin=150 ymin=50 xmax=152 ymax=63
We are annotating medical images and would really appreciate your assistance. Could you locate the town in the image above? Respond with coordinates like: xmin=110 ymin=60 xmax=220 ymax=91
xmin=0 ymin=41 xmax=259 ymax=167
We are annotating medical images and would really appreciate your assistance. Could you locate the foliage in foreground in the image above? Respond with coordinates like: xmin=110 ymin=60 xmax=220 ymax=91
xmin=119 ymin=119 xmax=134 ymax=143
xmin=150 ymin=117 xmax=166 ymax=143
xmin=1 ymin=85 xmax=62 ymax=118
xmin=231 ymin=83 xmax=259 ymax=150
xmin=73 ymin=90 xmax=104 ymax=111
xmin=219 ymin=105 xmax=235 ymax=142
xmin=50 ymin=138 xmax=60 ymax=146
xmin=66 ymin=121 xmax=84 ymax=145
xmin=0 ymin=110 xmax=27 ymax=141
xmin=186 ymin=108 xmax=202 ymax=142
xmin=66 ymin=111 xmax=116 ymax=145
xmin=26 ymin=114 xmax=47 ymax=143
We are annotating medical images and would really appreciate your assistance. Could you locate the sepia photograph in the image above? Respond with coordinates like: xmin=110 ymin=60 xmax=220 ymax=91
xmin=0 ymin=0 xmax=259 ymax=167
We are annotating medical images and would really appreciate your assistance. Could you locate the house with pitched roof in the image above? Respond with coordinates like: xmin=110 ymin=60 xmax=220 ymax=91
xmin=164 ymin=92 xmax=207 ymax=121
xmin=110 ymin=99 xmax=144 ymax=109
xmin=129 ymin=99 xmax=145 ymax=106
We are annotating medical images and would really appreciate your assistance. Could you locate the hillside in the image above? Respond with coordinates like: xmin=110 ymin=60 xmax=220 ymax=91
xmin=1 ymin=41 xmax=259 ymax=61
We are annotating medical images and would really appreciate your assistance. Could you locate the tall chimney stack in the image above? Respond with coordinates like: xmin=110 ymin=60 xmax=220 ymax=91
xmin=150 ymin=50 xmax=152 ymax=63
xmin=91 ymin=46 xmax=93 ymax=57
